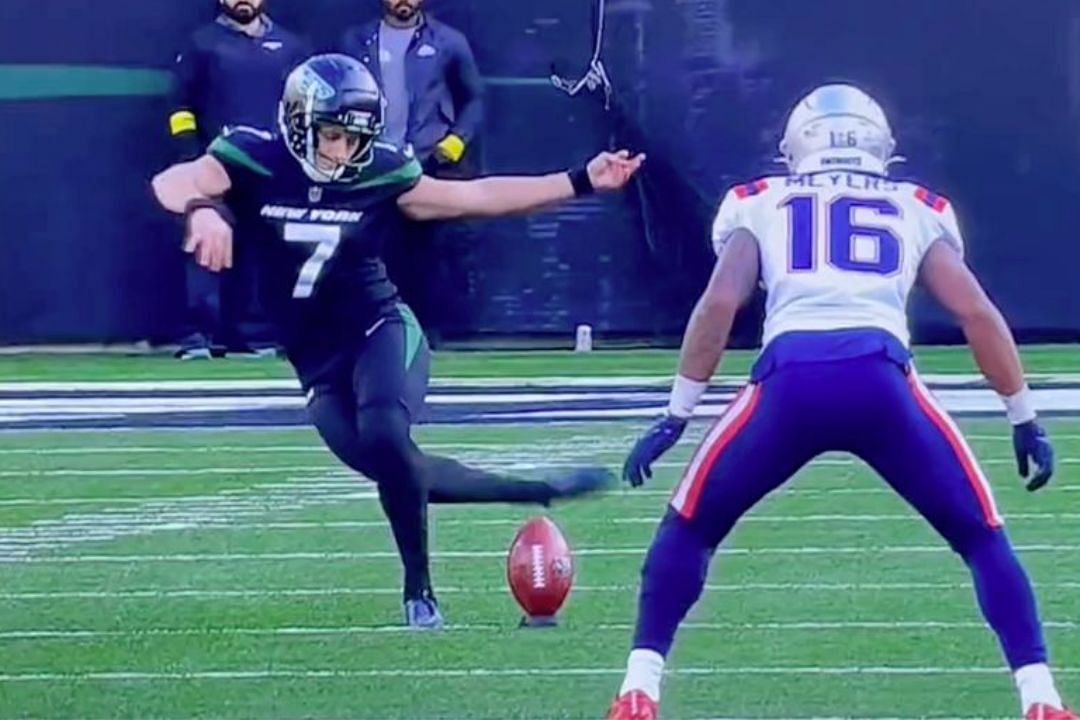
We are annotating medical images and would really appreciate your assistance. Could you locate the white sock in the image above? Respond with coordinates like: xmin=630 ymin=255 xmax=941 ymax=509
xmin=1016 ymin=663 xmax=1063 ymax=713
xmin=619 ymin=649 xmax=665 ymax=703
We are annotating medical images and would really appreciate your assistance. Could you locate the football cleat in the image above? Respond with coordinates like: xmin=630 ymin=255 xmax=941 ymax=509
xmin=403 ymin=594 xmax=444 ymax=630
xmin=542 ymin=467 xmax=615 ymax=506
xmin=1026 ymin=705 xmax=1078 ymax=720
xmin=605 ymin=690 xmax=659 ymax=720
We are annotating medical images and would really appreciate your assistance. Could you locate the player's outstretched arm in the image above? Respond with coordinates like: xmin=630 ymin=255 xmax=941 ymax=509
xmin=919 ymin=239 xmax=1025 ymax=395
xmin=674 ymin=229 xmax=761 ymax=395
xmin=919 ymin=238 xmax=1055 ymax=490
xmin=151 ymin=156 xmax=235 ymax=272
xmin=622 ymin=230 xmax=759 ymax=487
xmin=396 ymin=150 xmax=644 ymax=221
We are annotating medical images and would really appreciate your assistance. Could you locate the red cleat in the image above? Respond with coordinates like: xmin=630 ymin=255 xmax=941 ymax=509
xmin=605 ymin=690 xmax=659 ymax=720
xmin=1026 ymin=705 xmax=1078 ymax=720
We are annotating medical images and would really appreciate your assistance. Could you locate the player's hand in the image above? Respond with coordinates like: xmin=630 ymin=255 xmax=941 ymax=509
xmin=623 ymin=414 xmax=687 ymax=487
xmin=587 ymin=150 xmax=645 ymax=191
xmin=184 ymin=207 xmax=234 ymax=272
xmin=1013 ymin=420 xmax=1055 ymax=491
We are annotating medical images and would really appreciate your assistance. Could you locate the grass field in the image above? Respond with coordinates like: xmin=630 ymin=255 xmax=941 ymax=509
xmin=2 ymin=344 xmax=1080 ymax=381
xmin=1 ymin=347 xmax=1078 ymax=719
xmin=0 ymin=419 xmax=1078 ymax=719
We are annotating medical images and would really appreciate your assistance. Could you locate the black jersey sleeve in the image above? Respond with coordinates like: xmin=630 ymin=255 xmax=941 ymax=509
xmin=207 ymin=126 xmax=281 ymax=192
xmin=347 ymin=142 xmax=424 ymax=200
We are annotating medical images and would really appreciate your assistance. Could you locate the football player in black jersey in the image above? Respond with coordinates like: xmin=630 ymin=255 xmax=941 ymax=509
xmin=153 ymin=54 xmax=644 ymax=629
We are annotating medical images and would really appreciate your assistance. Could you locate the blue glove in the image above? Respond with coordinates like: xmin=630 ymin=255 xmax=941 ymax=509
xmin=1013 ymin=420 xmax=1055 ymax=492
xmin=623 ymin=415 xmax=688 ymax=487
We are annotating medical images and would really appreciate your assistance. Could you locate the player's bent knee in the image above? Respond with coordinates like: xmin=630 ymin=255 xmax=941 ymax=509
xmin=642 ymin=511 xmax=715 ymax=578
xmin=947 ymin=520 xmax=1008 ymax=560
xmin=353 ymin=403 xmax=419 ymax=480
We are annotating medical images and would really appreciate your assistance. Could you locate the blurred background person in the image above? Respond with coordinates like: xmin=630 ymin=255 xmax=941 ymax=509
xmin=168 ymin=0 xmax=310 ymax=359
xmin=341 ymin=0 xmax=484 ymax=347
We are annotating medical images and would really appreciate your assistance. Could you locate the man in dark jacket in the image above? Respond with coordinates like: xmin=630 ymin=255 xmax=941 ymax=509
xmin=340 ymin=0 xmax=483 ymax=172
xmin=341 ymin=0 xmax=484 ymax=345
xmin=169 ymin=0 xmax=310 ymax=359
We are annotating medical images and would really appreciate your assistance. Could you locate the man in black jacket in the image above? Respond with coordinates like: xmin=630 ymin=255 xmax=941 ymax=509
xmin=169 ymin=0 xmax=310 ymax=359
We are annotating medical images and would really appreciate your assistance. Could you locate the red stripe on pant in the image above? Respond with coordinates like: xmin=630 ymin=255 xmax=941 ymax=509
xmin=674 ymin=385 xmax=762 ymax=520
xmin=908 ymin=374 xmax=1003 ymax=528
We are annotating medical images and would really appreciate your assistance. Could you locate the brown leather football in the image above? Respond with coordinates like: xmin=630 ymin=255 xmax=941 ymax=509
xmin=506 ymin=516 xmax=575 ymax=622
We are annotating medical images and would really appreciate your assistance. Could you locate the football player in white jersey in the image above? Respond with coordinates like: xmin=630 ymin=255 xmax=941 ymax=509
xmin=606 ymin=85 xmax=1072 ymax=720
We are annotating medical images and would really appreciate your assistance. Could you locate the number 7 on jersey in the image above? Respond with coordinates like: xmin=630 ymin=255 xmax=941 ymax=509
xmin=284 ymin=222 xmax=342 ymax=298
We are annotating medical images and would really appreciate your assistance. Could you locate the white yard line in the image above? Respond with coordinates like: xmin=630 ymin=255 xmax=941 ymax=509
xmin=4 ymin=544 xmax=1080 ymax=565
xmin=1 ymin=457 xmax=1078 ymax=480
xmin=0 ymin=478 xmax=377 ymax=559
xmin=0 ymin=466 xmax=347 ymax=478
xmin=5 ymin=482 xmax=1080 ymax=508
xmin=179 ymin=513 xmax=1080 ymax=531
xmin=11 ymin=373 xmax=1071 ymax=393
xmin=0 ymin=666 xmax=1077 ymax=683
xmin=4 ymin=581 xmax=1080 ymax=602
xmin=0 ymin=484 xmax=372 ymax=507
xmin=5 ymin=511 xmax=1066 ymax=547
xmin=1 ymin=434 xmax=1072 ymax=458
xmin=0 ymin=440 xmax=636 ymax=456
xmin=2 ymin=620 xmax=1078 ymax=641
xmin=692 ymin=717 xmax=1014 ymax=720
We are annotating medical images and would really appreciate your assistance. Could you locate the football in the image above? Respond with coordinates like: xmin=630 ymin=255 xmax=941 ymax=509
xmin=506 ymin=516 xmax=575 ymax=626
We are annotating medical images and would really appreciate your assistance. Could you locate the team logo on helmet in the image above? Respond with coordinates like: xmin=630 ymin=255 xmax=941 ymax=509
xmin=295 ymin=66 xmax=337 ymax=102
xmin=779 ymin=84 xmax=900 ymax=176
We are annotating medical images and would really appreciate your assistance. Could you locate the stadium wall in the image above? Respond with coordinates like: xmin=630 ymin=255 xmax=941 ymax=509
xmin=0 ymin=0 xmax=1077 ymax=346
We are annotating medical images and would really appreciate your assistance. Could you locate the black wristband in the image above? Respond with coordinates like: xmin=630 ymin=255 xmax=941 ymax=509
xmin=568 ymin=166 xmax=595 ymax=197
xmin=184 ymin=197 xmax=235 ymax=228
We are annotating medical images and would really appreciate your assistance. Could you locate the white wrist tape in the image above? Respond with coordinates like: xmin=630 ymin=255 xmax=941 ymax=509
xmin=1002 ymin=385 xmax=1037 ymax=425
xmin=668 ymin=375 xmax=708 ymax=418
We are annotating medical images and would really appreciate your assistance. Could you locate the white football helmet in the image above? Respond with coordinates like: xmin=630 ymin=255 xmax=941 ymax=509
xmin=779 ymin=84 xmax=899 ymax=176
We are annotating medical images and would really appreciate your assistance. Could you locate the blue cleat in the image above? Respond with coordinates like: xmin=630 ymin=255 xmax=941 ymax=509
xmin=404 ymin=594 xmax=444 ymax=630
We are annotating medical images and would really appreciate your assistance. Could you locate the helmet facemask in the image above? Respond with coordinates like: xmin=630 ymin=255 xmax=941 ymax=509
xmin=280 ymin=95 xmax=383 ymax=183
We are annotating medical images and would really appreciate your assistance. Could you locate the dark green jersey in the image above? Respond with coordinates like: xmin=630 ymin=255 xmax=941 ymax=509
xmin=208 ymin=127 xmax=422 ymax=382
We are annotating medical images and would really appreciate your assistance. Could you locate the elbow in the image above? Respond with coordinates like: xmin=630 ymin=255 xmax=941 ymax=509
xmin=150 ymin=168 xmax=185 ymax=213
xmin=150 ymin=172 xmax=168 ymax=207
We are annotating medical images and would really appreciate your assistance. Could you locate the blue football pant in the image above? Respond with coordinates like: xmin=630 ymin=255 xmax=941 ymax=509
xmin=633 ymin=355 xmax=1047 ymax=669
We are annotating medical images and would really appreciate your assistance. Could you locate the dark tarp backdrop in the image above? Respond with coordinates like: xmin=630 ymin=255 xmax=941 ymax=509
xmin=0 ymin=0 xmax=1077 ymax=345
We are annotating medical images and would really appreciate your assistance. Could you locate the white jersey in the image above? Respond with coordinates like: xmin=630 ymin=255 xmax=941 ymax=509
xmin=711 ymin=171 xmax=964 ymax=347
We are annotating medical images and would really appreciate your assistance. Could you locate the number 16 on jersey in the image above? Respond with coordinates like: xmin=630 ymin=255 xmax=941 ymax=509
xmin=782 ymin=196 xmax=902 ymax=276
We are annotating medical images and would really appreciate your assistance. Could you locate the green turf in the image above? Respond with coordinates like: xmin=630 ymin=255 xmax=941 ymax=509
xmin=1 ymin=344 xmax=1080 ymax=382
xmin=0 ymin=421 xmax=1077 ymax=718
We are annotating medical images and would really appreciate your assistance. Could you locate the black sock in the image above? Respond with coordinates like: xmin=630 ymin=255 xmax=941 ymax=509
xmin=377 ymin=480 xmax=432 ymax=600
xmin=423 ymin=455 xmax=552 ymax=505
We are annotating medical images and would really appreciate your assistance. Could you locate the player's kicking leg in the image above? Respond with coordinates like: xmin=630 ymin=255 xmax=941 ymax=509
xmin=851 ymin=367 xmax=1072 ymax=719
xmin=307 ymin=306 xmax=612 ymax=629
xmin=609 ymin=378 xmax=822 ymax=718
